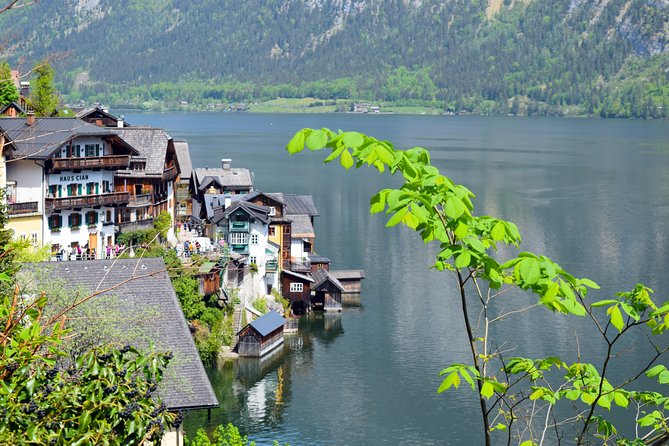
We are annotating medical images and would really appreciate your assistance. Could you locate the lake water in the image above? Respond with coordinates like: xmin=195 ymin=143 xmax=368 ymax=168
xmin=125 ymin=112 xmax=669 ymax=445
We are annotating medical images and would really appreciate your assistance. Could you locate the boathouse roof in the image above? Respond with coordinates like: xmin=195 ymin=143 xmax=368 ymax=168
xmin=282 ymin=269 xmax=314 ymax=282
xmin=0 ymin=117 xmax=138 ymax=159
xmin=331 ymin=269 xmax=366 ymax=280
xmin=312 ymin=268 xmax=345 ymax=292
xmin=245 ymin=310 xmax=286 ymax=337
xmin=113 ymin=127 xmax=174 ymax=177
xmin=20 ymin=258 xmax=219 ymax=411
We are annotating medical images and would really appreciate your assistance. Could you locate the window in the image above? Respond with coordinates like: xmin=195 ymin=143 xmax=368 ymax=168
xmin=86 ymin=182 xmax=97 ymax=195
xmin=102 ymin=180 xmax=111 ymax=193
xmin=48 ymin=215 xmax=62 ymax=230
xmin=250 ymin=234 xmax=259 ymax=244
xmin=19 ymin=233 xmax=27 ymax=240
xmin=86 ymin=211 xmax=98 ymax=226
xmin=250 ymin=256 xmax=257 ymax=265
xmin=289 ymin=282 xmax=303 ymax=293
xmin=283 ymin=225 xmax=290 ymax=235
xmin=229 ymin=232 xmax=248 ymax=245
xmin=268 ymin=206 xmax=276 ymax=216
xmin=268 ymin=226 xmax=276 ymax=236
xmin=68 ymin=184 xmax=82 ymax=197
xmin=30 ymin=233 xmax=38 ymax=245
xmin=68 ymin=213 xmax=82 ymax=228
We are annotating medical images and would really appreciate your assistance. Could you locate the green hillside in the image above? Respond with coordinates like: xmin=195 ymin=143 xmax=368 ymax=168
xmin=1 ymin=0 xmax=668 ymax=117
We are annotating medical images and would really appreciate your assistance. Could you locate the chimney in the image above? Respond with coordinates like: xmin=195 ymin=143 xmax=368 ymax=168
xmin=222 ymin=158 xmax=231 ymax=170
xmin=224 ymin=196 xmax=231 ymax=208
xmin=117 ymin=115 xmax=124 ymax=128
xmin=20 ymin=81 xmax=29 ymax=98
xmin=26 ymin=112 xmax=35 ymax=126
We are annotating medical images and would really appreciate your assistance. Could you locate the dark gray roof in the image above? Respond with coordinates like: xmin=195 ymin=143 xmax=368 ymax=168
xmin=174 ymin=140 xmax=192 ymax=179
xmin=282 ymin=269 xmax=314 ymax=282
xmin=290 ymin=214 xmax=315 ymax=238
xmin=214 ymin=201 xmax=270 ymax=225
xmin=243 ymin=191 xmax=284 ymax=205
xmin=193 ymin=167 xmax=253 ymax=191
xmin=75 ymin=107 xmax=129 ymax=126
xmin=312 ymin=268 xmax=345 ymax=292
xmin=330 ymin=269 xmax=366 ymax=280
xmin=113 ymin=127 xmax=172 ymax=176
xmin=0 ymin=102 xmax=25 ymax=115
xmin=308 ymin=254 xmax=331 ymax=264
xmin=203 ymin=194 xmax=228 ymax=220
xmin=283 ymin=194 xmax=319 ymax=217
xmin=23 ymin=258 xmax=218 ymax=411
xmin=0 ymin=117 xmax=134 ymax=159
xmin=245 ymin=310 xmax=285 ymax=337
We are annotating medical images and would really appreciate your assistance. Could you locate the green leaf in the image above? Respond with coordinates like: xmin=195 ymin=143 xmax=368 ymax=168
xmin=580 ymin=278 xmax=600 ymax=289
xmin=613 ymin=392 xmax=629 ymax=408
xmin=480 ymin=381 xmax=494 ymax=399
xmin=305 ymin=129 xmax=328 ymax=150
xmin=647 ymin=365 xmax=666 ymax=377
xmin=491 ymin=222 xmax=505 ymax=241
xmin=403 ymin=211 xmax=420 ymax=229
xmin=342 ymin=132 xmax=364 ymax=148
xmin=520 ymin=441 xmax=536 ymax=446
xmin=455 ymin=252 xmax=471 ymax=269
xmin=386 ymin=208 xmax=408 ymax=227
xmin=529 ymin=388 xmax=544 ymax=400
xmin=608 ymin=305 xmax=624 ymax=332
xmin=518 ymin=258 xmax=541 ymax=285
xmin=369 ymin=192 xmax=386 ymax=214
xmin=444 ymin=197 xmax=465 ymax=219
xmin=286 ymin=131 xmax=305 ymax=154
xmin=438 ymin=372 xmax=460 ymax=393
xmin=591 ymin=299 xmax=619 ymax=308
xmin=340 ymin=149 xmax=354 ymax=170
xmin=454 ymin=221 xmax=469 ymax=240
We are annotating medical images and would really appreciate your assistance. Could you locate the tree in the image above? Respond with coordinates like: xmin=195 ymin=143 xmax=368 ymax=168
xmin=0 ymin=203 xmax=177 ymax=444
xmin=286 ymin=128 xmax=669 ymax=445
xmin=0 ymin=60 xmax=18 ymax=106
xmin=154 ymin=210 xmax=172 ymax=240
xmin=29 ymin=60 xmax=59 ymax=117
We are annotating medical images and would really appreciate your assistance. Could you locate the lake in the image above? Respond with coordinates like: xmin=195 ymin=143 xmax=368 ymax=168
xmin=124 ymin=112 xmax=669 ymax=445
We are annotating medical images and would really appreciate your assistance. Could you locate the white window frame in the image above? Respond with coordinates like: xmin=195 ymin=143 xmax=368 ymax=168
xmin=250 ymin=256 xmax=257 ymax=265
xmin=289 ymin=282 xmax=303 ymax=293
xmin=229 ymin=232 xmax=248 ymax=245
xmin=250 ymin=234 xmax=259 ymax=244
xmin=30 ymin=233 xmax=38 ymax=245
xmin=268 ymin=206 xmax=276 ymax=216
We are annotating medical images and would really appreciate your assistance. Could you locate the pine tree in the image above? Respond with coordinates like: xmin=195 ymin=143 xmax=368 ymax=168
xmin=0 ymin=60 xmax=19 ymax=107
xmin=30 ymin=60 xmax=59 ymax=116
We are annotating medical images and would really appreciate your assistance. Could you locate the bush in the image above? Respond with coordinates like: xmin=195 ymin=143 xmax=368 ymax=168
xmin=200 ymin=307 xmax=224 ymax=330
xmin=251 ymin=295 xmax=268 ymax=314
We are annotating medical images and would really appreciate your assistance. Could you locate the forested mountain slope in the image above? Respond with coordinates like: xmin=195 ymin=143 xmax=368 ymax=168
xmin=2 ymin=0 xmax=668 ymax=116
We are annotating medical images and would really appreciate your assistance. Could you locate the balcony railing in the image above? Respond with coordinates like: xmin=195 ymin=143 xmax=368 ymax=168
xmin=8 ymin=201 xmax=39 ymax=216
xmin=45 ymin=192 xmax=129 ymax=212
xmin=284 ymin=259 xmax=311 ymax=273
xmin=127 ymin=193 xmax=151 ymax=208
xmin=163 ymin=165 xmax=178 ymax=181
xmin=51 ymin=155 xmax=130 ymax=171
xmin=229 ymin=221 xmax=249 ymax=232
xmin=117 ymin=218 xmax=154 ymax=232
xmin=265 ymin=260 xmax=278 ymax=272
xmin=230 ymin=243 xmax=249 ymax=255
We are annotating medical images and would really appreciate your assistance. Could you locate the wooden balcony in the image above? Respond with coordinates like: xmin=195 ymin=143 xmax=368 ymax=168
xmin=8 ymin=201 xmax=39 ymax=216
xmin=163 ymin=165 xmax=178 ymax=181
xmin=50 ymin=155 xmax=130 ymax=171
xmin=45 ymin=192 xmax=129 ymax=212
xmin=127 ymin=193 xmax=151 ymax=208
xmin=117 ymin=218 xmax=154 ymax=232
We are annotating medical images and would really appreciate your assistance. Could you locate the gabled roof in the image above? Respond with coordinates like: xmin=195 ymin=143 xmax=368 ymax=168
xmin=308 ymin=254 xmax=331 ymax=264
xmin=113 ymin=127 xmax=172 ymax=176
xmin=290 ymin=214 xmax=315 ymax=238
xmin=0 ymin=101 xmax=25 ymax=115
xmin=213 ymin=201 xmax=270 ymax=225
xmin=21 ymin=258 xmax=219 ymax=411
xmin=203 ymin=194 xmax=228 ymax=220
xmin=174 ymin=140 xmax=192 ymax=179
xmin=0 ymin=117 xmax=137 ymax=159
xmin=243 ymin=191 xmax=284 ymax=206
xmin=193 ymin=167 xmax=253 ymax=191
xmin=312 ymin=268 xmax=345 ymax=292
xmin=283 ymin=194 xmax=319 ymax=217
xmin=331 ymin=270 xmax=366 ymax=280
xmin=282 ymin=269 xmax=314 ymax=282
xmin=75 ymin=106 xmax=130 ymax=126
xmin=243 ymin=310 xmax=286 ymax=337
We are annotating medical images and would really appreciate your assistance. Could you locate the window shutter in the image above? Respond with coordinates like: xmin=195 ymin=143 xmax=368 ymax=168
xmin=78 ymin=184 xmax=82 ymax=195
xmin=68 ymin=214 xmax=72 ymax=226
xmin=95 ymin=183 xmax=99 ymax=194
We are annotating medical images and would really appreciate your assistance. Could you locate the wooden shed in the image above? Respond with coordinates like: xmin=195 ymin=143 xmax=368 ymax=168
xmin=281 ymin=269 xmax=314 ymax=314
xmin=235 ymin=311 xmax=286 ymax=357
xmin=311 ymin=268 xmax=345 ymax=312
xmin=198 ymin=261 xmax=221 ymax=297
xmin=330 ymin=270 xmax=366 ymax=294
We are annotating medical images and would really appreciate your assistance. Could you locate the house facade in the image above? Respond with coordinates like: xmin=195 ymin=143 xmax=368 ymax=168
xmin=2 ymin=116 xmax=137 ymax=255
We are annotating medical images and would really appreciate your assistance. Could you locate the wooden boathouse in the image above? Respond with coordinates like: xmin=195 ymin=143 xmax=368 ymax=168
xmin=235 ymin=311 xmax=286 ymax=357
xmin=330 ymin=270 xmax=365 ymax=294
xmin=311 ymin=268 xmax=345 ymax=312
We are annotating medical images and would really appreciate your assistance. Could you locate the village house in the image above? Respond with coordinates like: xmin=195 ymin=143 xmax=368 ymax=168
xmin=174 ymin=140 xmax=193 ymax=222
xmin=21 ymin=258 xmax=219 ymax=445
xmin=191 ymin=159 xmax=253 ymax=223
xmin=111 ymin=126 xmax=179 ymax=240
xmin=1 ymin=115 xmax=138 ymax=256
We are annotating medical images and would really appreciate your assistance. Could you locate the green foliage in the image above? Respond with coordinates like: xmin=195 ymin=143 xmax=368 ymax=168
xmin=153 ymin=210 xmax=172 ymax=239
xmin=0 ymin=60 xmax=18 ymax=106
xmin=251 ymin=295 xmax=268 ymax=314
xmin=0 ymin=287 xmax=175 ymax=444
xmin=116 ymin=228 xmax=160 ymax=247
xmin=10 ymin=238 xmax=51 ymax=263
xmin=186 ymin=423 xmax=255 ymax=446
xmin=287 ymin=128 xmax=669 ymax=445
xmin=29 ymin=61 xmax=59 ymax=117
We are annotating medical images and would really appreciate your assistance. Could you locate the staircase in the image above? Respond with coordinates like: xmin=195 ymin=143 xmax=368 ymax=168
xmin=232 ymin=305 xmax=243 ymax=345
